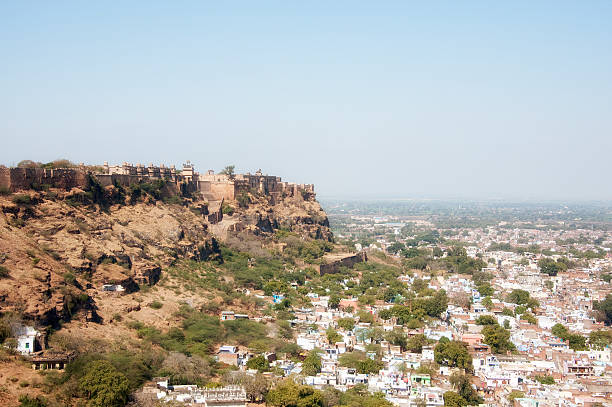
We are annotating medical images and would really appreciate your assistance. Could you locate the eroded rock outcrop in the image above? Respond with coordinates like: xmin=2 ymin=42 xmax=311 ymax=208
xmin=0 ymin=178 xmax=331 ymax=327
xmin=0 ymin=190 xmax=220 ymax=326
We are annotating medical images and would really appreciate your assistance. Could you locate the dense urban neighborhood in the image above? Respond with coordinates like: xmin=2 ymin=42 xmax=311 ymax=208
xmin=1 ymin=166 xmax=611 ymax=407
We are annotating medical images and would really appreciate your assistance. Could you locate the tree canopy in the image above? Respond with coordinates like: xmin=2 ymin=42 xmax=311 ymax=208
xmin=481 ymin=324 xmax=515 ymax=354
xmin=434 ymin=338 xmax=473 ymax=371
xmin=79 ymin=360 xmax=130 ymax=407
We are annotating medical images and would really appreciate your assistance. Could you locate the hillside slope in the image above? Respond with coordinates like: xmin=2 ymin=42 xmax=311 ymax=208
xmin=0 ymin=182 xmax=333 ymax=406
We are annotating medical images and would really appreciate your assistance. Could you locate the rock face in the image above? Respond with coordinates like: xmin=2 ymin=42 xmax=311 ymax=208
xmin=0 ymin=191 xmax=219 ymax=326
xmin=219 ymin=192 xmax=333 ymax=242
xmin=0 ymin=183 xmax=332 ymax=327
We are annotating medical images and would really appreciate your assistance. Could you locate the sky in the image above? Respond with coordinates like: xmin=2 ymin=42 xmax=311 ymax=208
xmin=1 ymin=1 xmax=611 ymax=201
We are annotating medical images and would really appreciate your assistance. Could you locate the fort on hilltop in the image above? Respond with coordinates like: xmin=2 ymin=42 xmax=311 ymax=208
xmin=0 ymin=161 xmax=315 ymax=203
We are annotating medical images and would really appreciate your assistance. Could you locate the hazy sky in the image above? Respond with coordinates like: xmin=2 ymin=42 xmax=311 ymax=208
xmin=1 ymin=1 xmax=611 ymax=200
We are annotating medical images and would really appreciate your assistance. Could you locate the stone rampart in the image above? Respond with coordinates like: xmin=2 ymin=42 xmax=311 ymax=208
xmin=0 ymin=167 xmax=88 ymax=192
xmin=319 ymin=251 xmax=368 ymax=276
xmin=0 ymin=163 xmax=313 ymax=202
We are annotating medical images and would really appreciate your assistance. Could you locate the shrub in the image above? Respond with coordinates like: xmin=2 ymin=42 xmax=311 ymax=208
xmin=149 ymin=301 xmax=163 ymax=310
xmin=163 ymin=195 xmax=183 ymax=205
xmin=475 ymin=315 xmax=498 ymax=326
xmin=0 ymin=186 xmax=10 ymax=195
xmin=521 ymin=312 xmax=537 ymax=325
xmin=508 ymin=390 xmax=525 ymax=401
xmin=222 ymin=203 xmax=234 ymax=215
xmin=18 ymin=395 xmax=47 ymax=407
xmin=63 ymin=272 xmax=76 ymax=285
xmin=40 ymin=159 xmax=75 ymax=169
xmin=434 ymin=339 xmax=473 ymax=371
xmin=237 ymin=192 xmax=250 ymax=208
xmin=246 ymin=355 xmax=270 ymax=372
xmin=79 ymin=360 xmax=130 ymax=407
xmin=12 ymin=194 xmax=32 ymax=205
xmin=267 ymin=380 xmax=323 ymax=407
xmin=0 ymin=265 xmax=9 ymax=278
xmin=535 ymin=375 xmax=555 ymax=385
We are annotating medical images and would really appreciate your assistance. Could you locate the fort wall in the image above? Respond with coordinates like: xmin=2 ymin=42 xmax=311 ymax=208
xmin=319 ymin=251 xmax=368 ymax=276
xmin=0 ymin=162 xmax=314 ymax=203
xmin=0 ymin=167 xmax=88 ymax=192
xmin=199 ymin=181 xmax=236 ymax=201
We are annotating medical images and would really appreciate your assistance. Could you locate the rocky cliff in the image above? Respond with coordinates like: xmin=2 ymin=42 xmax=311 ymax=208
xmin=0 ymin=181 xmax=332 ymax=327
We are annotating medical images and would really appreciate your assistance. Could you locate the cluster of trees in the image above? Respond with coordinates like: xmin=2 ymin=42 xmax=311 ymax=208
xmin=551 ymin=324 xmax=587 ymax=351
xmin=130 ymin=310 xmax=269 ymax=357
xmin=279 ymin=234 xmax=334 ymax=264
xmin=537 ymin=257 xmax=572 ymax=276
xmin=338 ymin=351 xmax=385 ymax=374
xmin=18 ymin=345 xmax=165 ymax=407
xmin=399 ymin=245 xmax=487 ymax=275
xmin=474 ymin=315 xmax=516 ymax=353
xmin=506 ymin=289 xmax=539 ymax=310
xmin=594 ymin=294 xmax=612 ymax=325
xmin=376 ymin=290 xmax=448 ymax=326
xmin=482 ymin=324 xmax=516 ymax=354
xmin=535 ymin=375 xmax=555 ymax=385
xmin=434 ymin=338 xmax=472 ymax=371
xmin=16 ymin=159 xmax=76 ymax=169
xmin=589 ymin=329 xmax=612 ymax=349
xmin=445 ymin=372 xmax=483 ymax=406
xmin=267 ymin=380 xmax=392 ymax=407
xmin=443 ymin=247 xmax=487 ymax=275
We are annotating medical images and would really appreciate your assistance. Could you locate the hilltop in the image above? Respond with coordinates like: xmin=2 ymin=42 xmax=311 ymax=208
xmin=0 ymin=161 xmax=337 ymax=405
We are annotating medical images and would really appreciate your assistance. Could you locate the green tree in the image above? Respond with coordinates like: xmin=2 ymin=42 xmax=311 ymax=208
xmin=246 ymin=355 xmax=270 ymax=372
xmin=507 ymin=289 xmax=530 ymax=305
xmin=515 ymin=305 xmax=527 ymax=315
xmin=357 ymin=310 xmax=374 ymax=324
xmin=443 ymin=391 xmax=467 ymax=407
xmin=302 ymin=350 xmax=322 ymax=376
xmin=535 ymin=375 xmax=555 ymax=385
xmin=594 ymin=294 xmax=612 ymax=325
xmin=328 ymin=294 xmax=340 ymax=309
xmin=475 ymin=315 xmax=497 ymax=326
xmin=476 ymin=283 xmax=494 ymax=297
xmin=566 ymin=333 xmax=587 ymax=351
xmin=538 ymin=257 xmax=568 ymax=276
xmin=357 ymin=358 xmax=384 ymax=374
xmin=337 ymin=318 xmax=355 ymax=331
xmin=449 ymin=372 xmax=483 ymax=405
xmin=406 ymin=334 xmax=429 ymax=353
xmin=482 ymin=325 xmax=515 ymax=354
xmin=507 ymin=390 xmax=525 ymax=402
xmin=387 ymin=242 xmax=405 ymax=255
xmin=267 ymin=380 xmax=323 ymax=407
xmin=385 ymin=329 xmax=408 ymax=351
xmin=219 ymin=165 xmax=236 ymax=178
xmin=589 ymin=329 xmax=612 ymax=349
xmin=551 ymin=323 xmax=569 ymax=338
xmin=326 ymin=327 xmax=342 ymax=344
xmin=521 ymin=312 xmax=537 ymax=325
xmin=378 ymin=309 xmax=393 ymax=320
xmin=434 ymin=339 xmax=473 ymax=372
xmin=18 ymin=395 xmax=47 ymax=407
xmin=79 ymin=360 xmax=130 ymax=407
xmin=481 ymin=296 xmax=493 ymax=310
xmin=472 ymin=271 xmax=494 ymax=286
